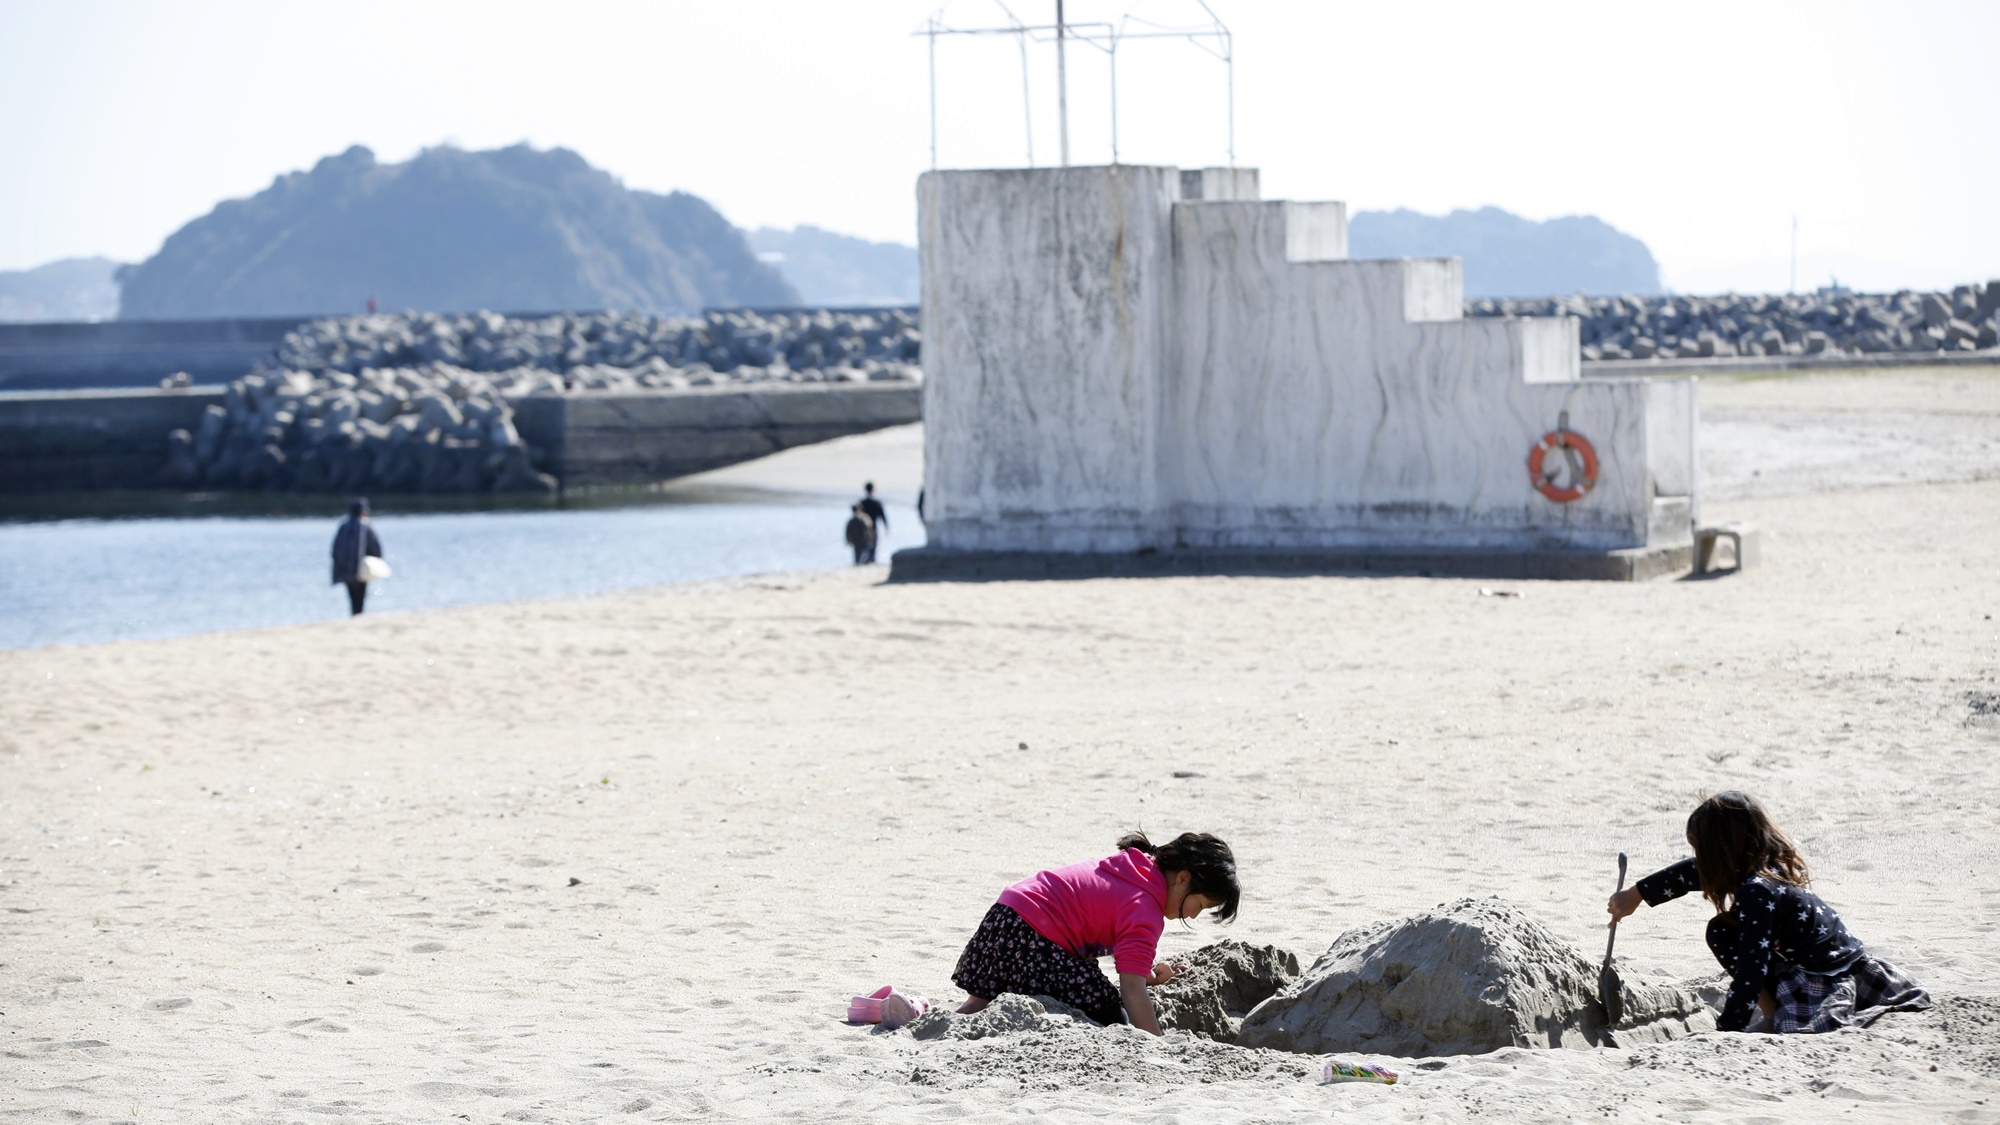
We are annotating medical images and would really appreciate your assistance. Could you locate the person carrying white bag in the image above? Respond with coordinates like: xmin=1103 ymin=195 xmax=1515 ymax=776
xmin=331 ymin=498 xmax=389 ymax=616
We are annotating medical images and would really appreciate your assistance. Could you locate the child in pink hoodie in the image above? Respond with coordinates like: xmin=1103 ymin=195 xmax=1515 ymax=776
xmin=950 ymin=831 xmax=1240 ymax=1035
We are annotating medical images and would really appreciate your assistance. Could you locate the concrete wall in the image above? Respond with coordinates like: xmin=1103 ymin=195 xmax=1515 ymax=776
xmin=919 ymin=166 xmax=1181 ymax=551
xmin=1 ymin=384 xmax=917 ymax=493
xmin=515 ymin=383 xmax=919 ymax=489
xmin=0 ymin=318 xmax=308 ymax=391
xmin=917 ymin=164 xmax=1698 ymax=557
xmin=0 ymin=388 xmax=224 ymax=490
xmin=1167 ymin=202 xmax=1652 ymax=551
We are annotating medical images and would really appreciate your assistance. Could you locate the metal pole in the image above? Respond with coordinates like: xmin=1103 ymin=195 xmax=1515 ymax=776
xmin=1109 ymin=36 xmax=1118 ymax=164
xmin=1018 ymin=29 xmax=1035 ymax=166
xmin=1224 ymin=27 xmax=1235 ymax=167
xmin=928 ymin=16 xmax=939 ymax=170
xmin=1056 ymin=0 xmax=1069 ymax=167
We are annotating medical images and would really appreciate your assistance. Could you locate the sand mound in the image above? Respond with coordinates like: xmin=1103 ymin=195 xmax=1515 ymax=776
xmin=905 ymin=994 xmax=1094 ymax=1041
xmin=1237 ymin=897 xmax=1714 ymax=1056
xmin=896 ymin=995 xmax=1317 ymax=1091
xmin=1152 ymin=939 xmax=1302 ymax=1041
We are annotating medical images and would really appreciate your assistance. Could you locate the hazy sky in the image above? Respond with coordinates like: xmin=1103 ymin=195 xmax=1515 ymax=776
xmin=3 ymin=0 xmax=1996 ymax=294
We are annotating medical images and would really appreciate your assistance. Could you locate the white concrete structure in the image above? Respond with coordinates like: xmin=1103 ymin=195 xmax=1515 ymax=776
xmin=911 ymin=165 xmax=1696 ymax=575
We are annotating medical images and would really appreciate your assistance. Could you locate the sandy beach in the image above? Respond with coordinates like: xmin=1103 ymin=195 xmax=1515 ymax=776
xmin=5 ymin=366 xmax=1999 ymax=1123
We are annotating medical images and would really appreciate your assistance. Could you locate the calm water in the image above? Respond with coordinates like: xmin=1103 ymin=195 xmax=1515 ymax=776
xmin=0 ymin=489 xmax=919 ymax=650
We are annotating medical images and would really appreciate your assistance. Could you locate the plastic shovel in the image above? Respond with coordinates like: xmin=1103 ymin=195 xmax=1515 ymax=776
xmin=1600 ymin=851 xmax=1628 ymax=1031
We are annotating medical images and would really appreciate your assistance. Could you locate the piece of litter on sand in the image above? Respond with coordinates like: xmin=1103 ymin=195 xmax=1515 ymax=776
xmin=567 ymin=877 xmax=582 ymax=886
xmin=1322 ymin=1059 xmax=1399 ymax=1085
xmin=1478 ymin=588 xmax=1523 ymax=598
xmin=1172 ymin=770 xmax=1202 ymax=779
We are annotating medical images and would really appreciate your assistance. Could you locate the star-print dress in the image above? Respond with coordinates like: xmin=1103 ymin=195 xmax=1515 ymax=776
xmin=1636 ymin=858 xmax=1930 ymax=1032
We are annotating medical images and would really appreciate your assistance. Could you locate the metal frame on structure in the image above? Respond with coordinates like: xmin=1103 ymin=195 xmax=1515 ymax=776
xmin=918 ymin=1 xmax=1234 ymax=171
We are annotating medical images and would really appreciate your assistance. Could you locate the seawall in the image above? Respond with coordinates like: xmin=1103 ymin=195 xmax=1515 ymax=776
xmin=0 ymin=383 xmax=920 ymax=493
xmin=0 ymin=318 xmax=310 ymax=391
xmin=510 ymin=383 xmax=921 ymax=488
xmin=0 ymin=387 xmax=225 ymax=489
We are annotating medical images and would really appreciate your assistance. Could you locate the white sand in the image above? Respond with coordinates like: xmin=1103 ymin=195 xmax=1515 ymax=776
xmin=5 ymin=366 xmax=2000 ymax=1122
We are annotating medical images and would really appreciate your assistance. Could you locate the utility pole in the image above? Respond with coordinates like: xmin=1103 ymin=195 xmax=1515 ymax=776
xmin=1055 ymin=0 xmax=1070 ymax=167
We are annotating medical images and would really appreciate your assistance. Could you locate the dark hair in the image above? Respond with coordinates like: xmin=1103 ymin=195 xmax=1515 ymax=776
xmin=1687 ymin=791 xmax=1809 ymax=915
xmin=1117 ymin=830 xmax=1240 ymax=922
xmin=349 ymin=498 xmax=369 ymax=516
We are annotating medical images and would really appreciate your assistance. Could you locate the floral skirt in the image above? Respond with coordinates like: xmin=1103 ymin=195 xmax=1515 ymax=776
xmin=951 ymin=903 xmax=1124 ymax=1026
xmin=1770 ymin=955 xmax=1931 ymax=1033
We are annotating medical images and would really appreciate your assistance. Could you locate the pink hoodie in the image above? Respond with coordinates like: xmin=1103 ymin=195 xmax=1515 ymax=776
xmin=997 ymin=848 xmax=1167 ymax=977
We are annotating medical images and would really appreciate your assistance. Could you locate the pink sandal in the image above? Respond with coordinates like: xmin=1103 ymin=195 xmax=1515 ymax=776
xmin=848 ymin=985 xmax=930 ymax=1028
xmin=848 ymin=986 xmax=893 ymax=1024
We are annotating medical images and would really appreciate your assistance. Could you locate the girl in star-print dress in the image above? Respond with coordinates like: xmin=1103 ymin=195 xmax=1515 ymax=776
xmin=1607 ymin=792 xmax=1930 ymax=1033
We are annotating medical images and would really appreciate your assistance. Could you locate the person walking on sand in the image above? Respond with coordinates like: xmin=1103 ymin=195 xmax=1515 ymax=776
xmin=1607 ymin=791 xmax=1930 ymax=1033
xmin=844 ymin=504 xmax=874 ymax=566
xmin=851 ymin=830 xmax=1241 ymax=1034
xmin=857 ymin=482 xmax=888 ymax=563
xmin=331 ymin=499 xmax=384 ymax=616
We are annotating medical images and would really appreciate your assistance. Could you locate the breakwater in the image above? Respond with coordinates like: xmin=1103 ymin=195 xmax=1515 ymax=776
xmin=0 ymin=387 xmax=224 ymax=490
xmin=0 ymin=317 xmax=307 ymax=391
xmin=168 ymin=309 xmax=921 ymax=494
xmin=1 ymin=382 xmax=918 ymax=494
xmin=1471 ymin=283 xmax=2000 ymax=361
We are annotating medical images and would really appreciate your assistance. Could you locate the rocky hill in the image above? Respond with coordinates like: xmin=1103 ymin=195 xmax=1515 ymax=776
xmin=117 ymin=145 xmax=796 ymax=320
xmin=0 ymin=257 xmax=122 ymax=322
xmin=748 ymin=225 xmax=918 ymax=306
xmin=1348 ymin=206 xmax=1661 ymax=298
xmin=743 ymin=205 xmax=1661 ymax=307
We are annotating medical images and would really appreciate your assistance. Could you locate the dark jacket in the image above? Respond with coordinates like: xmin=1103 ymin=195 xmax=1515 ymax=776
xmin=1637 ymin=857 xmax=1867 ymax=1031
xmin=859 ymin=496 xmax=888 ymax=533
xmin=331 ymin=517 xmax=383 ymax=584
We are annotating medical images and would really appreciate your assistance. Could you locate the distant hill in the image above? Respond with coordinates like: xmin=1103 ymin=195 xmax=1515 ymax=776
xmin=0 ymin=257 xmax=122 ymax=322
xmin=1347 ymin=207 xmax=1661 ymax=298
xmin=117 ymin=145 xmax=797 ymax=320
xmin=744 ymin=206 xmax=1660 ymax=309
xmin=748 ymin=226 xmax=918 ymax=306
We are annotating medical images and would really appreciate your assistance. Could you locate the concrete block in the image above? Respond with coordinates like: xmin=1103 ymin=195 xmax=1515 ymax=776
xmin=910 ymin=165 xmax=1698 ymax=574
xmin=1694 ymin=523 xmax=1760 ymax=574
xmin=1179 ymin=167 xmax=1260 ymax=201
xmin=888 ymin=542 xmax=1692 ymax=583
xmin=0 ymin=387 xmax=223 ymax=490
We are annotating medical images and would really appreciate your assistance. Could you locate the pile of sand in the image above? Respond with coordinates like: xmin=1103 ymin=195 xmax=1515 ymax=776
xmin=1238 ymin=898 xmax=1714 ymax=1056
xmin=1151 ymin=939 xmax=1302 ymax=1041
xmin=904 ymin=993 xmax=1091 ymax=1041
xmin=895 ymin=995 xmax=1316 ymax=1091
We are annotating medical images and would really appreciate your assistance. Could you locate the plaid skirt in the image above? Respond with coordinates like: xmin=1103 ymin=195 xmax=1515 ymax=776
xmin=1769 ymin=955 xmax=1931 ymax=1033
xmin=951 ymin=903 xmax=1125 ymax=1026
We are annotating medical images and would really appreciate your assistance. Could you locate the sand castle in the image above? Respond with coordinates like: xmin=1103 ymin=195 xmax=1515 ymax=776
xmin=895 ymin=165 xmax=1700 ymax=580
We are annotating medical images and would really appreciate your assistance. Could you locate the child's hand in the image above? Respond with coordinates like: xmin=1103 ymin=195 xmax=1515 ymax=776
xmin=1147 ymin=962 xmax=1184 ymax=986
xmin=1607 ymin=886 xmax=1643 ymax=926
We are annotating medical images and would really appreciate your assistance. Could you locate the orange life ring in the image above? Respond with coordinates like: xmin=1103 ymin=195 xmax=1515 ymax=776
xmin=1528 ymin=429 xmax=1598 ymax=503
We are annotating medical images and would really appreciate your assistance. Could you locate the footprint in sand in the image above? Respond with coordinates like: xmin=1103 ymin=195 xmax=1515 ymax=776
xmin=284 ymin=1017 xmax=350 ymax=1033
xmin=147 ymin=997 xmax=192 ymax=1011
xmin=409 ymin=941 xmax=446 ymax=953
xmin=353 ymin=964 xmax=386 ymax=976
xmin=406 ymin=1080 xmax=480 ymax=1100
